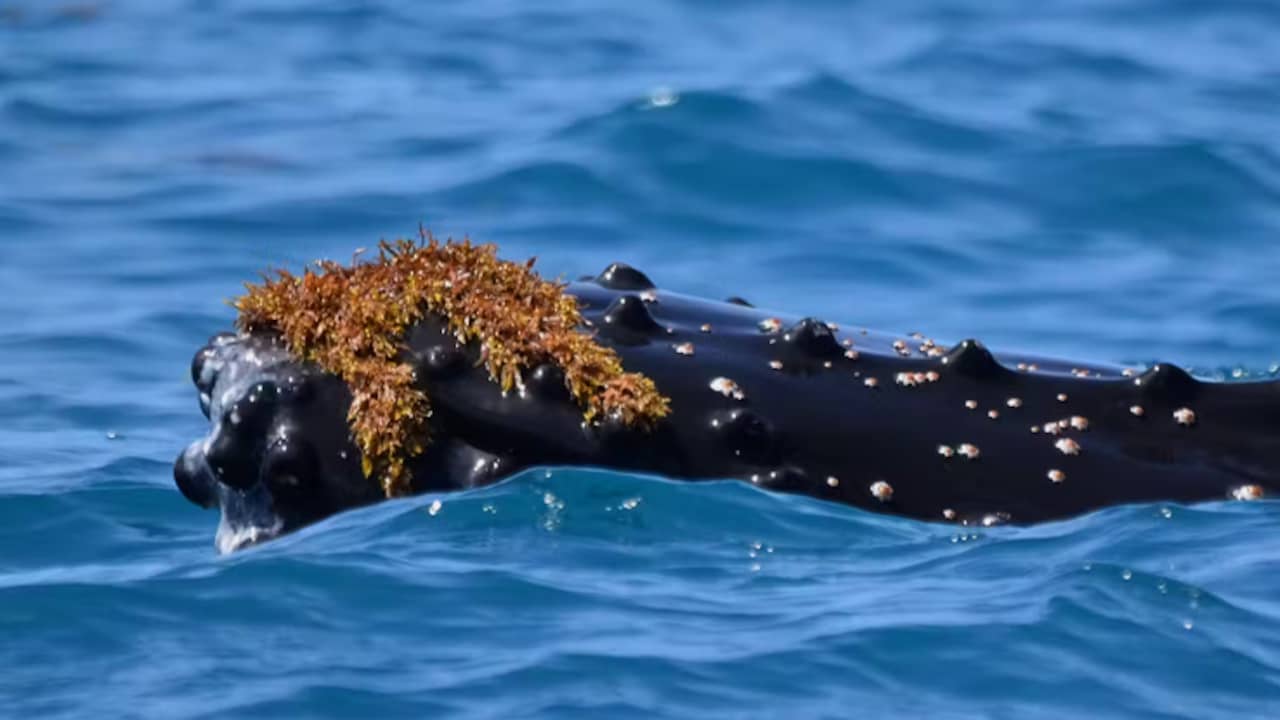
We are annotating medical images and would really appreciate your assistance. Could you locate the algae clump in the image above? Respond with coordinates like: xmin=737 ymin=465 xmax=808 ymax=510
xmin=235 ymin=233 xmax=670 ymax=497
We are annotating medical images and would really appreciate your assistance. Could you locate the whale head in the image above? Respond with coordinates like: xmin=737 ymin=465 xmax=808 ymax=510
xmin=174 ymin=332 xmax=382 ymax=552
xmin=174 ymin=324 xmax=578 ymax=552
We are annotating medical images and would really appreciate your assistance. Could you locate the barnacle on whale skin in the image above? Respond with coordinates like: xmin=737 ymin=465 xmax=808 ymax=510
xmin=234 ymin=229 xmax=671 ymax=497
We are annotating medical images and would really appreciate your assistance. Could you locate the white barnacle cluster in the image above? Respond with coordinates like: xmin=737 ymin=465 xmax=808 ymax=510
xmin=1054 ymin=437 xmax=1081 ymax=456
xmin=709 ymin=376 xmax=745 ymax=401
xmin=894 ymin=371 xmax=940 ymax=388
xmin=1023 ymin=379 xmax=1199 ymax=486
xmin=702 ymin=309 xmax=1216 ymax=516
xmin=938 ymin=443 xmax=981 ymax=461
xmin=1232 ymin=484 xmax=1264 ymax=501
xmin=917 ymin=336 xmax=945 ymax=358
xmin=869 ymin=480 xmax=894 ymax=502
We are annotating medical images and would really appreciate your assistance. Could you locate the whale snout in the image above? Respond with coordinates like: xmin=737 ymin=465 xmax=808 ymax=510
xmin=176 ymin=332 xmax=381 ymax=552
xmin=173 ymin=434 xmax=286 ymax=553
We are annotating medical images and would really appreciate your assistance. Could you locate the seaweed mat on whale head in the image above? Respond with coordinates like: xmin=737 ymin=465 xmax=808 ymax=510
xmin=235 ymin=231 xmax=670 ymax=497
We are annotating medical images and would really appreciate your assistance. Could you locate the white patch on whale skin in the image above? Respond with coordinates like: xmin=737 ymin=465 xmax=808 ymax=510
xmin=215 ymin=515 xmax=283 ymax=555
xmin=204 ymin=339 xmax=296 ymax=420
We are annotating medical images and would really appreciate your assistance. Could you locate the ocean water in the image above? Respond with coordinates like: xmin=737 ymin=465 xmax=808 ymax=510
xmin=2 ymin=0 xmax=1280 ymax=717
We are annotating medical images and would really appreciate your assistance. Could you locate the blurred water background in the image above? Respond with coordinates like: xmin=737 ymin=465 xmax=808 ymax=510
xmin=2 ymin=1 xmax=1279 ymax=717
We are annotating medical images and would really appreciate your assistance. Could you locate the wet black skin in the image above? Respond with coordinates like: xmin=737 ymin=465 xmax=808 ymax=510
xmin=176 ymin=262 xmax=1280 ymax=552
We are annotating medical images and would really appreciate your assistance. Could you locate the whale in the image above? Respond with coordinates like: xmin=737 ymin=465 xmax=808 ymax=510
xmin=175 ymin=261 xmax=1279 ymax=552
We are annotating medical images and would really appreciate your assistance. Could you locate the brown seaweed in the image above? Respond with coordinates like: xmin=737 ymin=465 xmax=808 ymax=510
xmin=235 ymin=231 xmax=670 ymax=497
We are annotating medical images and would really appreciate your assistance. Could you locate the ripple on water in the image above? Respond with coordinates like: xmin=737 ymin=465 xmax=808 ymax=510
xmin=5 ymin=470 xmax=1279 ymax=718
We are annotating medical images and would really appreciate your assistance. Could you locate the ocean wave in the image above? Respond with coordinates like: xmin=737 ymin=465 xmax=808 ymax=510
xmin=3 ymin=469 xmax=1278 ymax=718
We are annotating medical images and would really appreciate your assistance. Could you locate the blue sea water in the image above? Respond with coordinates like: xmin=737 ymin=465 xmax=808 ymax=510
xmin=2 ymin=0 xmax=1280 ymax=717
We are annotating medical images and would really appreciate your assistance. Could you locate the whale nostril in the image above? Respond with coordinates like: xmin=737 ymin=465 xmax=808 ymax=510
xmin=174 ymin=445 xmax=216 ymax=509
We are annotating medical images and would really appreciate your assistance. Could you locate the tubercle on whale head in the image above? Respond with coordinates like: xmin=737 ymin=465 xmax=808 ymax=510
xmin=940 ymin=339 xmax=1010 ymax=380
xmin=232 ymin=232 xmax=670 ymax=497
